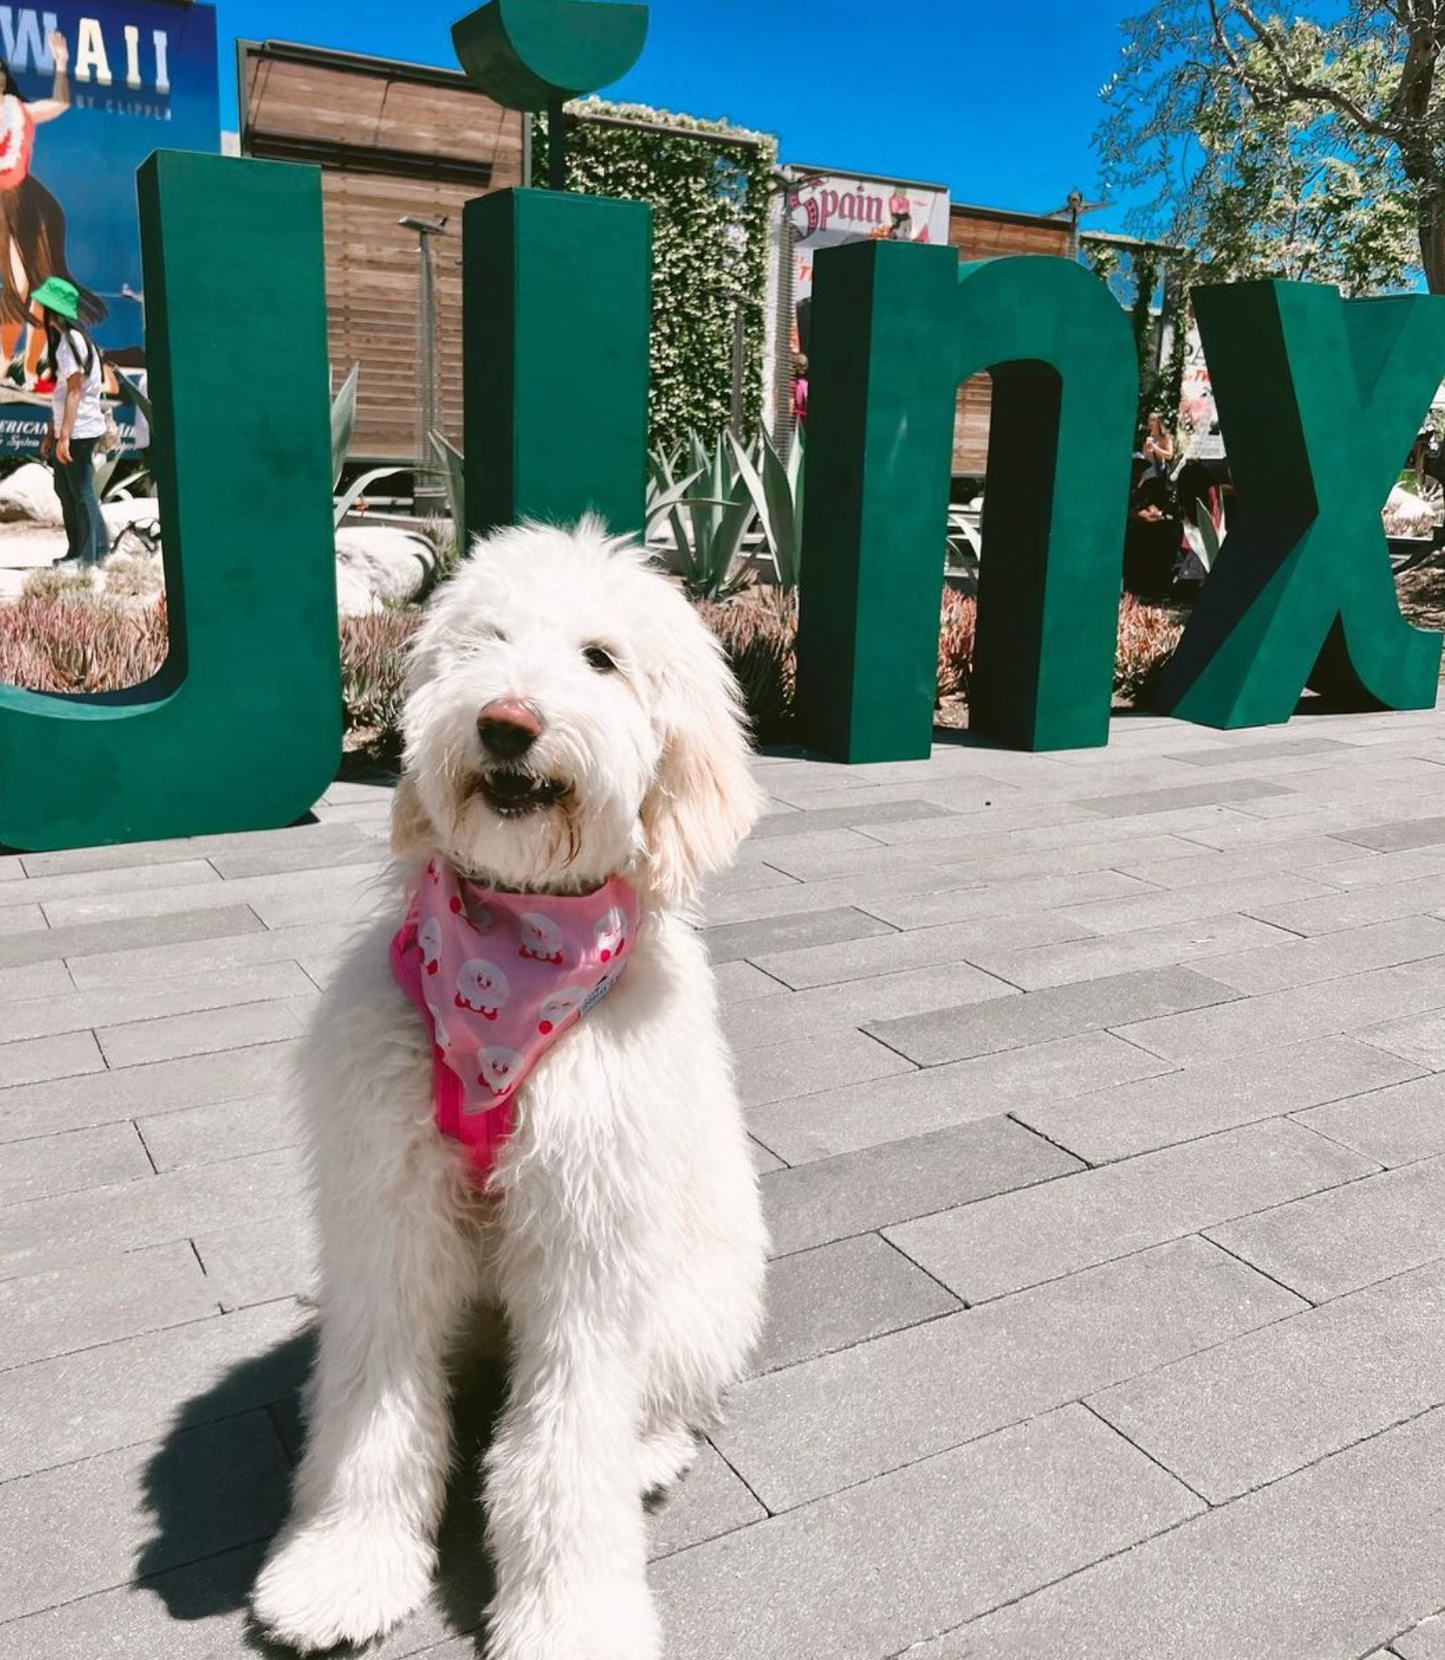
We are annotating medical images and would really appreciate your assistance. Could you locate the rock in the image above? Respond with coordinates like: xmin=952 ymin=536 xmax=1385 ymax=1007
xmin=101 ymin=496 xmax=161 ymax=537
xmin=335 ymin=563 xmax=382 ymax=617
xmin=0 ymin=462 xmax=62 ymax=526
xmin=335 ymin=525 xmax=434 ymax=608
xmin=1385 ymin=485 xmax=1436 ymax=535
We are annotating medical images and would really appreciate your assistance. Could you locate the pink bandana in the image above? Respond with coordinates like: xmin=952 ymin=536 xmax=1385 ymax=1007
xmin=390 ymin=857 xmax=639 ymax=1179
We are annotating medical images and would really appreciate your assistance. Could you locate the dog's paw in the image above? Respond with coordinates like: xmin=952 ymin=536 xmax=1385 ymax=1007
xmin=638 ymin=1424 xmax=700 ymax=1499
xmin=252 ymin=1516 xmax=434 ymax=1652
xmin=488 ymin=1577 xmax=661 ymax=1660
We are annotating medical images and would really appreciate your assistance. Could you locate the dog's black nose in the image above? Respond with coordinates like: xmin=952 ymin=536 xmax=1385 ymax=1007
xmin=478 ymin=698 xmax=543 ymax=761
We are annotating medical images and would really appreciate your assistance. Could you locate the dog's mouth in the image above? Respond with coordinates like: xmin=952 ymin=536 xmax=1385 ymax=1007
xmin=475 ymin=768 xmax=570 ymax=819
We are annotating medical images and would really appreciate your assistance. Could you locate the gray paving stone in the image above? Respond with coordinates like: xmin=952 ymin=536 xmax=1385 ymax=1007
xmin=0 ymin=1411 xmax=289 ymax=1623
xmin=855 ymin=868 xmax=1152 ymax=930
xmin=711 ymin=959 xmax=788 ymax=1003
xmin=0 ymin=1299 xmax=306 ymax=1481
xmin=1117 ymin=960 xmax=1445 ymax=1065
xmin=206 ymin=833 xmax=385 ymax=879
xmin=1341 ymin=814 xmax=1445 ymax=852
xmin=886 ymin=1118 xmax=1375 ymax=1303
xmin=1077 ymin=777 xmax=1292 ymax=817
xmin=1198 ymin=915 xmax=1445 ymax=996
xmin=0 ymin=859 xmax=222 ymax=915
xmin=0 ymin=962 xmax=71 ymax=1006
xmin=867 ymin=965 xmax=1238 ymax=1067
xmin=1116 ymin=834 xmax=1373 ymax=890
xmin=1091 ymin=1259 xmax=1445 ymax=1503
xmin=1014 ymin=1036 xmax=1421 ymax=1163
xmin=749 ymin=1030 xmax=1171 ymax=1163
xmin=17 ymin=819 xmax=373 ymax=878
xmin=96 ymin=998 xmax=305 ymax=1070
xmin=700 ymin=863 xmax=949 ymax=928
xmin=647 ymin=1441 xmax=765 ymax=1559
xmin=138 ymin=1092 xmax=296 ymax=1173
xmin=746 ymin=797 xmax=957 ymax=840
xmin=968 ymin=911 xmax=1290 ymax=992
xmin=0 ymin=903 xmax=264 ymax=974
xmin=64 ymin=918 xmax=363 ymax=992
xmin=659 ymin=1406 xmax=1199 ymax=1660
xmin=701 ymin=905 xmax=896 ymax=965
xmin=40 ymin=863 xmax=387 ymax=930
xmin=194 ymin=1210 xmax=314 ymax=1311
xmin=0 ymin=1145 xmax=306 ymax=1279
xmin=735 ymin=1028 xmax=916 ymax=1109
xmin=1361 ymin=1008 xmax=1445 ymax=1070
xmin=0 ymin=1039 xmax=296 ymax=1143
xmin=1398 ymin=1615 xmax=1445 ymax=1659
xmin=0 ymin=1029 xmax=102 ymax=1091
xmin=1248 ymin=875 xmax=1445 ymax=937
xmin=1167 ymin=736 xmax=1357 ymax=768
xmin=1207 ymin=1155 xmax=1445 ymax=1303
xmin=761 ymin=1116 xmax=1082 ymax=1257
xmin=747 ymin=1136 xmax=785 ymax=1175
xmin=1051 ymin=872 xmax=1336 ymax=937
xmin=0 ymin=1119 xmax=152 ymax=1206
xmin=714 ymin=1237 xmax=1298 ymax=1512
xmin=0 ymin=959 xmax=315 ymax=1046
xmin=724 ymin=961 xmax=1023 ymax=1054
xmin=1296 ymin=1073 xmax=1445 ymax=1166
xmin=912 ymin=1403 xmax=1445 ymax=1660
xmin=752 ymin=1233 xmax=959 ymax=1375
xmin=749 ymin=914 xmax=1079 ymax=993
xmin=0 ymin=1541 xmax=262 ymax=1660
xmin=0 ymin=1240 xmax=217 ymax=1370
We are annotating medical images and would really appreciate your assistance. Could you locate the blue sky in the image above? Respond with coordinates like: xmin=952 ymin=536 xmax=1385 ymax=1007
xmin=212 ymin=0 xmax=1135 ymax=226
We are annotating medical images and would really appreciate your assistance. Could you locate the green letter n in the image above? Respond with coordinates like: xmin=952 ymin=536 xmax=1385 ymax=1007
xmin=794 ymin=244 xmax=1137 ymax=761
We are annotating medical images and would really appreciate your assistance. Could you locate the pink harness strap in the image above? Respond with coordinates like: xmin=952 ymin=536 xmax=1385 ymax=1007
xmin=390 ymin=858 xmax=639 ymax=1180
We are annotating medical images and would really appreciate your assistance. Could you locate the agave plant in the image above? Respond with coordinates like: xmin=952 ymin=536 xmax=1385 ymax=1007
xmin=657 ymin=431 xmax=758 ymax=602
xmin=730 ymin=428 xmax=803 ymax=592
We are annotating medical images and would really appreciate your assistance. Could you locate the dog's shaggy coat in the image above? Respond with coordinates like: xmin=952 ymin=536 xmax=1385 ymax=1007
xmin=252 ymin=521 xmax=767 ymax=1657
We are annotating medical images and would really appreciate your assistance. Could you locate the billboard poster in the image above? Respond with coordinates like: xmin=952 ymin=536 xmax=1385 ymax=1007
xmin=787 ymin=169 xmax=950 ymax=357
xmin=1178 ymin=323 xmax=1224 ymax=461
xmin=0 ymin=2 xmax=219 ymax=454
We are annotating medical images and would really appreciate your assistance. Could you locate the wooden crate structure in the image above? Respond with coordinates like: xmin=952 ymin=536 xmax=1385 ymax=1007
xmin=949 ymin=202 xmax=1071 ymax=477
xmin=238 ymin=40 xmax=524 ymax=461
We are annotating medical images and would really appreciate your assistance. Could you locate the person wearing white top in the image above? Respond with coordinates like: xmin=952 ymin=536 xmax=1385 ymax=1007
xmin=32 ymin=274 xmax=107 ymax=565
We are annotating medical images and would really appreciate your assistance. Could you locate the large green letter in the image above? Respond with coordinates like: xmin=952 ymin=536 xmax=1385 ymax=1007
xmin=463 ymin=188 xmax=651 ymax=541
xmin=0 ymin=151 xmax=339 ymax=852
xmin=1156 ymin=280 xmax=1444 ymax=726
xmin=794 ymin=245 xmax=1137 ymax=762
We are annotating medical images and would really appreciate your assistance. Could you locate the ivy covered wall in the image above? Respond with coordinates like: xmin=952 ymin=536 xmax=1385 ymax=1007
xmin=535 ymin=100 xmax=778 ymax=453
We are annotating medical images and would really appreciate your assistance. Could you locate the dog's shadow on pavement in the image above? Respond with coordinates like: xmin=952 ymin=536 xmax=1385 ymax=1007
xmin=139 ymin=1321 xmax=511 ymax=1656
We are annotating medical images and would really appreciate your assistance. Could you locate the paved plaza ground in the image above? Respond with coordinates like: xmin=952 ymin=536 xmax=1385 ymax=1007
xmin=10 ymin=708 xmax=1445 ymax=1656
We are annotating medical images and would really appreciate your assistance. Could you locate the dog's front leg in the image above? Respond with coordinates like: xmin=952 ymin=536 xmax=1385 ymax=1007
xmin=253 ymin=1134 xmax=472 ymax=1652
xmin=484 ymin=1207 xmax=657 ymax=1660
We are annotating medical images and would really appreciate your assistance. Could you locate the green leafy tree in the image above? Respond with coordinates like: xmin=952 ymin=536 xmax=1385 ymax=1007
xmin=536 ymin=100 xmax=776 ymax=451
xmin=1097 ymin=1 xmax=1434 ymax=293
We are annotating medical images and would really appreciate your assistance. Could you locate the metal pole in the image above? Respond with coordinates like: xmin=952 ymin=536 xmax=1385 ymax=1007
xmin=730 ymin=300 xmax=746 ymax=440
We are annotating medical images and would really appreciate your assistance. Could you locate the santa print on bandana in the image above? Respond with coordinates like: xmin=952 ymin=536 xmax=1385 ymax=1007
xmin=390 ymin=857 xmax=640 ymax=1179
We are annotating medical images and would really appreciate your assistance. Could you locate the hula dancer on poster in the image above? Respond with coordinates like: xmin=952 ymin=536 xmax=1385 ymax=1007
xmin=0 ymin=31 xmax=105 ymax=381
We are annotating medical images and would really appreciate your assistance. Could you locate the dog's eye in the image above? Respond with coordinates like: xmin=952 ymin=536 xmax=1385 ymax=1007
xmin=583 ymin=645 xmax=617 ymax=673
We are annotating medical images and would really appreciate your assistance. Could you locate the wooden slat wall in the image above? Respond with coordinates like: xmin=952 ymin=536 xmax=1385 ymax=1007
xmin=242 ymin=50 xmax=524 ymax=460
xmin=949 ymin=206 xmax=1071 ymax=477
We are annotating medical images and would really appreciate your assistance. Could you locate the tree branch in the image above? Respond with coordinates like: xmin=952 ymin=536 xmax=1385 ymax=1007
xmin=1210 ymin=0 xmax=1403 ymax=137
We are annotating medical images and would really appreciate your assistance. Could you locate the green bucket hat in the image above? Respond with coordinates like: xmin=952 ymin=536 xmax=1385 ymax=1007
xmin=30 ymin=277 xmax=79 ymax=320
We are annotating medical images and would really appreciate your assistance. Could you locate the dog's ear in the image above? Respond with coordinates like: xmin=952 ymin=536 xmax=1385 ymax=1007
xmin=640 ymin=616 xmax=763 ymax=909
xmin=390 ymin=771 xmax=436 ymax=862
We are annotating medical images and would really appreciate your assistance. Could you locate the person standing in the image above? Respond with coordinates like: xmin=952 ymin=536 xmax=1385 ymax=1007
xmin=33 ymin=274 xmax=107 ymax=567
xmin=1142 ymin=411 xmax=1175 ymax=477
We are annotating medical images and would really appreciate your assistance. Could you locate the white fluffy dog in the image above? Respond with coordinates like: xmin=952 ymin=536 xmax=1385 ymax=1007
xmin=253 ymin=520 xmax=767 ymax=1657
